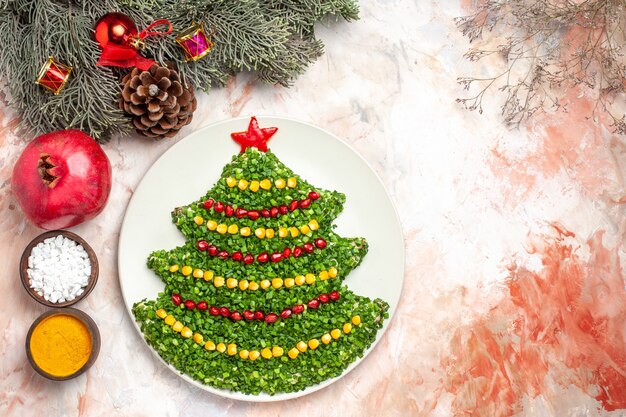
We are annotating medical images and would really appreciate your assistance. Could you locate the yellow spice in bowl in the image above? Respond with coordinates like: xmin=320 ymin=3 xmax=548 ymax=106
xmin=29 ymin=314 xmax=92 ymax=377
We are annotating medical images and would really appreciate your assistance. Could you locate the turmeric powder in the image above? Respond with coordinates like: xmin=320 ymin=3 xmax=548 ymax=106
xmin=29 ymin=314 xmax=92 ymax=377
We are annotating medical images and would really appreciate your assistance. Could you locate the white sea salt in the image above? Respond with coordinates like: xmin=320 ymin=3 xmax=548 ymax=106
xmin=27 ymin=235 xmax=91 ymax=303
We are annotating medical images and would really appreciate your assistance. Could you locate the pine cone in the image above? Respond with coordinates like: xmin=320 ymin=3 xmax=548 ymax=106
xmin=119 ymin=64 xmax=197 ymax=139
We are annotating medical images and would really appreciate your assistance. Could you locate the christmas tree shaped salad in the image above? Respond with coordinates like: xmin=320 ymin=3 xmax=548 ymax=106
xmin=133 ymin=117 xmax=389 ymax=395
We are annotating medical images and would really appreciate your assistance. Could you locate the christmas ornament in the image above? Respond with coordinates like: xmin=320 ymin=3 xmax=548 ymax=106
xmin=35 ymin=57 xmax=72 ymax=95
xmin=119 ymin=64 xmax=197 ymax=139
xmin=94 ymin=13 xmax=172 ymax=70
xmin=230 ymin=116 xmax=278 ymax=152
xmin=175 ymin=21 xmax=215 ymax=61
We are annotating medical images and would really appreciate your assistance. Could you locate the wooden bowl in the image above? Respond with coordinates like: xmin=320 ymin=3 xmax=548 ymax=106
xmin=20 ymin=230 xmax=99 ymax=307
xmin=25 ymin=308 xmax=101 ymax=381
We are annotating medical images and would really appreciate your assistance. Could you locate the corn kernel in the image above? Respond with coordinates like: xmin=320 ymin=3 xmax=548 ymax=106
xmin=164 ymin=315 xmax=176 ymax=326
xmin=352 ymin=315 xmax=361 ymax=325
xmin=249 ymin=350 xmax=260 ymax=361
xmin=214 ymin=276 xmax=225 ymax=288
xmin=272 ymin=346 xmax=284 ymax=357
xmin=249 ymin=180 xmax=260 ymax=192
xmin=226 ymin=177 xmax=237 ymax=187
xmin=331 ymin=329 xmax=341 ymax=340
xmin=216 ymin=342 xmax=226 ymax=353
xmin=227 ymin=344 xmax=237 ymax=356
xmin=156 ymin=309 xmax=167 ymax=319
xmin=227 ymin=224 xmax=239 ymax=235
xmin=239 ymin=349 xmax=249 ymax=359
xmin=319 ymin=270 xmax=329 ymax=280
xmin=182 ymin=266 xmax=193 ymax=276
xmin=308 ymin=219 xmax=319 ymax=231
xmin=299 ymin=224 xmax=311 ymax=235
xmin=240 ymin=227 xmax=251 ymax=237
xmin=193 ymin=268 xmax=203 ymax=279
xmin=275 ymin=178 xmax=286 ymax=189
xmin=295 ymin=275 xmax=306 ymax=286
xmin=284 ymin=278 xmax=295 ymax=288
xmin=203 ymin=271 xmax=214 ymax=281
xmin=172 ymin=321 xmax=184 ymax=332
xmin=278 ymin=227 xmax=288 ymax=238
xmin=296 ymin=341 xmax=307 ymax=353
xmin=206 ymin=220 xmax=218 ymax=231
xmin=308 ymin=339 xmax=320 ymax=350
xmin=248 ymin=281 xmax=260 ymax=291
xmin=321 ymin=333 xmax=332 ymax=344
xmin=265 ymin=228 xmax=275 ymax=239
xmin=169 ymin=264 xmax=179 ymax=273
xmin=288 ymin=348 xmax=299 ymax=359
xmin=261 ymin=347 xmax=273 ymax=359
xmin=272 ymin=278 xmax=283 ymax=289
xmin=343 ymin=323 xmax=353 ymax=334
xmin=227 ymin=278 xmax=238 ymax=289
xmin=305 ymin=273 xmax=316 ymax=285
xmin=193 ymin=215 xmax=204 ymax=225
xmin=328 ymin=267 xmax=338 ymax=278
xmin=260 ymin=279 xmax=271 ymax=289
xmin=216 ymin=224 xmax=228 ymax=234
xmin=193 ymin=333 xmax=204 ymax=344
xmin=238 ymin=280 xmax=249 ymax=291
xmin=204 ymin=340 xmax=216 ymax=351
xmin=290 ymin=227 xmax=299 ymax=238
xmin=238 ymin=179 xmax=249 ymax=190
xmin=260 ymin=179 xmax=272 ymax=190
xmin=181 ymin=327 xmax=193 ymax=338
xmin=255 ymin=228 xmax=266 ymax=239
xmin=287 ymin=177 xmax=297 ymax=188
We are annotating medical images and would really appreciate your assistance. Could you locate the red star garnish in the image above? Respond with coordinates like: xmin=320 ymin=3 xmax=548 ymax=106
xmin=230 ymin=116 xmax=278 ymax=153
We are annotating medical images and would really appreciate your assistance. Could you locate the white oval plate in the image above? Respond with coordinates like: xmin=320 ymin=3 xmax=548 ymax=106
xmin=118 ymin=116 xmax=404 ymax=402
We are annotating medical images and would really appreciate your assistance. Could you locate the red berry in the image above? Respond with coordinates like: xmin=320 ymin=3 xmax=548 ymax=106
xmin=235 ymin=207 xmax=248 ymax=218
xmin=283 ymin=247 xmax=291 ymax=258
xmin=265 ymin=313 xmax=279 ymax=324
xmin=261 ymin=209 xmax=271 ymax=218
xmin=243 ymin=254 xmax=254 ymax=265
xmin=270 ymin=206 xmax=279 ymax=217
xmin=309 ymin=191 xmax=320 ymax=200
xmin=203 ymin=199 xmax=215 ymax=209
xmin=303 ymin=243 xmax=314 ymax=253
xmin=230 ymin=311 xmax=242 ymax=321
xmin=207 ymin=245 xmax=218 ymax=256
xmin=231 ymin=251 xmax=243 ymax=262
xmin=243 ymin=310 xmax=255 ymax=320
xmin=257 ymin=252 xmax=269 ymax=263
xmin=209 ymin=306 xmax=220 ymax=316
xmin=280 ymin=308 xmax=292 ymax=319
xmin=196 ymin=240 xmax=209 ymax=251
xmin=247 ymin=210 xmax=260 ymax=220
xmin=329 ymin=290 xmax=340 ymax=301
xmin=299 ymin=198 xmax=312 ymax=209
xmin=314 ymin=238 xmax=327 ymax=249
xmin=279 ymin=205 xmax=289 ymax=215
xmin=171 ymin=293 xmax=182 ymax=306
xmin=214 ymin=201 xmax=224 ymax=212
xmin=220 ymin=307 xmax=230 ymax=317
xmin=292 ymin=304 xmax=305 ymax=314
xmin=184 ymin=300 xmax=196 ymax=309
xmin=293 ymin=246 xmax=303 ymax=258
xmin=197 ymin=301 xmax=208 ymax=311
xmin=307 ymin=299 xmax=320 ymax=309
xmin=254 ymin=311 xmax=265 ymax=320
xmin=218 ymin=250 xmax=229 ymax=259
xmin=225 ymin=205 xmax=234 ymax=217
xmin=270 ymin=252 xmax=283 ymax=263
xmin=318 ymin=293 xmax=330 ymax=303
xmin=289 ymin=200 xmax=299 ymax=211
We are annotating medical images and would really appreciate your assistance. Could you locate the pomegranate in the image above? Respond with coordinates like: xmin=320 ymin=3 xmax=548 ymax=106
xmin=11 ymin=130 xmax=111 ymax=229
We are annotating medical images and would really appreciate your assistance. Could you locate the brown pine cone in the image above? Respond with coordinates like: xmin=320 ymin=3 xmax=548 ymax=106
xmin=119 ymin=64 xmax=197 ymax=139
